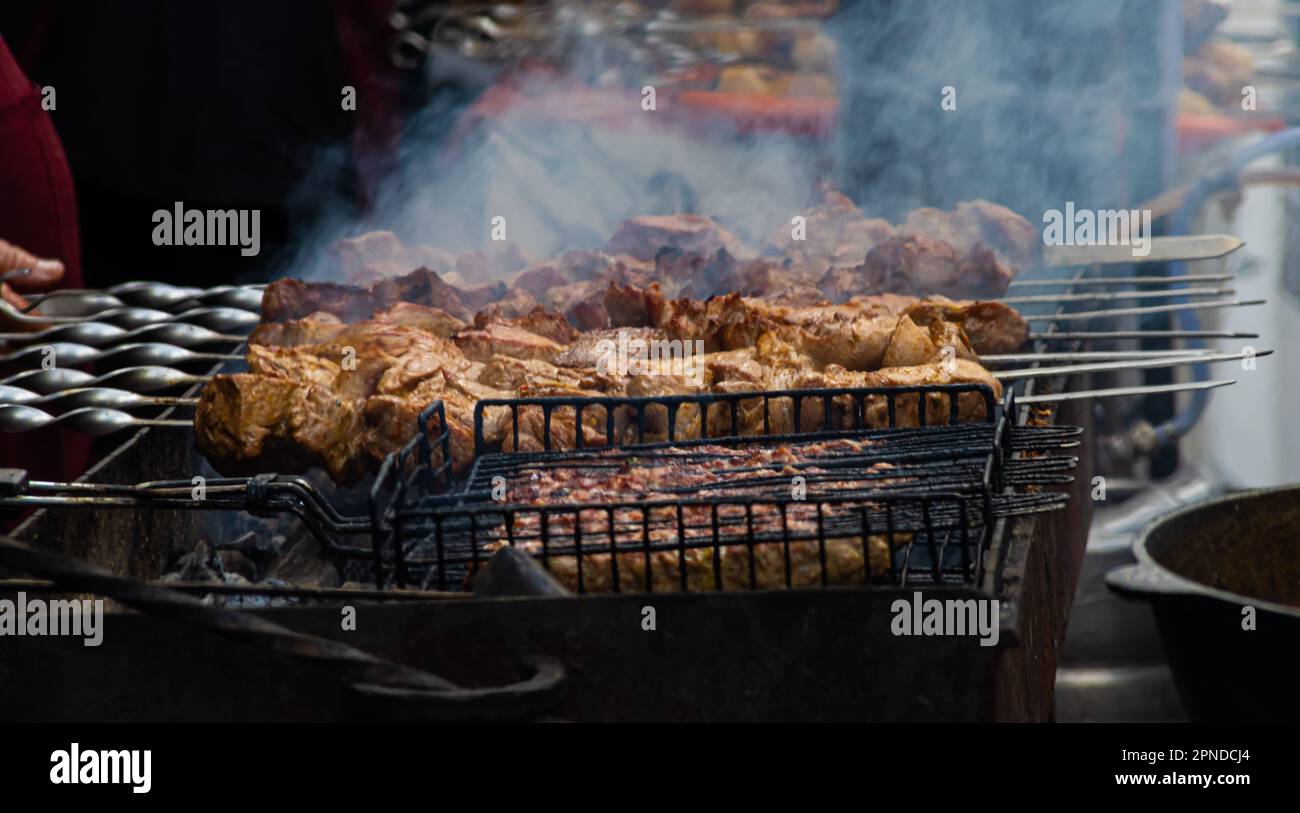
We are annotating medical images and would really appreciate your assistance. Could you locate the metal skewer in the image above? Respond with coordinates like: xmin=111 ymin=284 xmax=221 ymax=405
xmin=23 ymin=283 xmax=264 ymax=312
xmin=1042 ymin=234 xmax=1243 ymax=267
xmin=0 ymin=341 xmax=243 ymax=368
xmin=997 ymin=287 xmax=1233 ymax=306
xmin=1026 ymin=329 xmax=1259 ymax=341
xmin=0 ymin=405 xmax=190 ymax=434
xmin=993 ymin=349 xmax=1269 ymax=381
xmin=1007 ymin=273 xmax=1233 ymax=288
xmin=981 ymin=349 xmax=1219 ymax=365
xmin=1017 ymin=379 xmax=1236 ymax=405
xmin=0 ymin=321 xmax=244 ymax=348
xmin=0 ymin=385 xmax=196 ymax=410
xmin=1 ymin=366 xmax=211 ymax=395
xmin=0 ymin=302 xmax=259 ymax=331
xmin=1023 ymin=298 xmax=1265 ymax=322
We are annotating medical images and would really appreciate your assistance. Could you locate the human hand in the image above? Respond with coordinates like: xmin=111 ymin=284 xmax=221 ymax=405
xmin=0 ymin=239 xmax=66 ymax=330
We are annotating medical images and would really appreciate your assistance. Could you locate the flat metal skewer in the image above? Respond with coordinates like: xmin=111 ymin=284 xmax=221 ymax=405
xmin=997 ymin=287 xmax=1232 ymax=306
xmin=1042 ymin=234 xmax=1243 ymax=267
xmin=982 ymin=349 xmax=1220 ymax=364
xmin=24 ymin=283 xmax=264 ymax=312
xmin=1023 ymin=298 xmax=1265 ymax=322
xmin=0 ymin=302 xmax=259 ymax=331
xmin=1007 ymin=273 xmax=1233 ymax=288
xmin=1017 ymin=379 xmax=1236 ymax=404
xmin=994 ymin=349 xmax=1269 ymax=381
xmin=0 ymin=385 xmax=197 ymax=410
xmin=0 ymin=321 xmax=244 ymax=348
xmin=0 ymin=405 xmax=190 ymax=434
xmin=0 ymin=366 xmax=211 ymax=395
xmin=1026 ymin=329 xmax=1259 ymax=341
xmin=0 ymin=342 xmax=243 ymax=368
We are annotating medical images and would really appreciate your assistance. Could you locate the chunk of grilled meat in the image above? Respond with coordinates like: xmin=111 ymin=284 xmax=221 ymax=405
xmin=472 ymin=304 xmax=580 ymax=345
xmin=900 ymin=297 xmax=1028 ymax=355
xmin=900 ymin=199 xmax=1041 ymax=271
xmin=262 ymin=267 xmax=490 ymax=323
xmin=825 ymin=234 xmax=1015 ymax=301
xmin=198 ymin=321 xmax=499 ymax=483
xmin=248 ymin=304 xmax=468 ymax=348
xmin=372 ymin=302 xmax=468 ymax=337
xmin=194 ymin=374 xmax=371 ymax=483
xmin=248 ymin=311 xmax=348 ymax=347
xmin=604 ymin=214 xmax=751 ymax=262
xmin=762 ymin=179 xmax=895 ymax=273
xmin=453 ymin=322 xmax=565 ymax=363
xmin=607 ymin=283 xmax=1027 ymax=359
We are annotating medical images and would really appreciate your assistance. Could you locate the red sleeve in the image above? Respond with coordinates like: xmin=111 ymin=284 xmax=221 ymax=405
xmin=0 ymin=34 xmax=81 ymax=288
xmin=0 ymin=35 xmax=90 ymax=486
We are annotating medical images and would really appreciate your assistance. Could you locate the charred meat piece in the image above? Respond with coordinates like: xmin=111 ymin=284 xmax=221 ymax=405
xmin=248 ymin=311 xmax=347 ymax=347
xmin=372 ymin=302 xmax=467 ymax=338
xmin=838 ymin=235 xmax=1014 ymax=300
xmin=511 ymin=250 xmax=654 ymax=299
xmin=541 ymin=279 xmax=610 ymax=331
xmin=261 ymin=278 xmax=377 ymax=324
xmin=900 ymin=200 xmax=1040 ymax=273
xmin=605 ymin=214 xmax=751 ymax=262
xmin=472 ymin=304 xmax=579 ymax=345
xmin=328 ymin=231 xmax=456 ymax=285
xmin=480 ymin=286 xmax=539 ymax=319
xmin=901 ymin=297 xmax=1028 ymax=356
xmin=194 ymin=374 xmax=371 ymax=484
xmin=858 ymin=235 xmax=963 ymax=298
xmin=262 ymin=267 xmax=499 ymax=324
xmin=452 ymin=322 xmax=566 ymax=363
xmin=762 ymin=179 xmax=895 ymax=273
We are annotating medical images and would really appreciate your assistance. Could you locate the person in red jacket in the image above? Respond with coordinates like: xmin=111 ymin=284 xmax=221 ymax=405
xmin=0 ymin=4 xmax=406 ymax=486
xmin=0 ymin=33 xmax=90 ymax=485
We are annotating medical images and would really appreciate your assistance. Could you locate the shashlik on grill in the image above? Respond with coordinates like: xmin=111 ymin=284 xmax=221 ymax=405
xmin=198 ymin=277 xmax=1015 ymax=483
xmin=307 ymin=181 xmax=1038 ymax=312
xmin=198 ymin=191 xmax=1037 ymax=484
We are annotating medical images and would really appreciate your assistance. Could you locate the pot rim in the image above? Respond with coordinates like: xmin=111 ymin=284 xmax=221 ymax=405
xmin=1131 ymin=482 xmax=1300 ymax=619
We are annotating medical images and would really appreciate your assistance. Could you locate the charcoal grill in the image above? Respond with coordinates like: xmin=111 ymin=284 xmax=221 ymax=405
xmin=5 ymin=260 xmax=1263 ymax=720
xmin=0 ymin=378 xmax=1090 ymax=721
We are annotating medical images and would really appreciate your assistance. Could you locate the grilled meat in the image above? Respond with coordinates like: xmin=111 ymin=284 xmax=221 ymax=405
xmin=248 ymin=311 xmax=348 ymax=347
xmin=262 ymin=267 xmax=493 ymax=324
xmin=473 ymin=304 xmax=581 ymax=345
xmin=212 ymin=188 xmax=1039 ymax=485
xmin=762 ymin=179 xmax=896 ymax=273
xmin=453 ymin=321 xmax=566 ymax=363
xmin=201 ymin=283 xmax=1010 ymax=483
xmin=482 ymin=440 xmax=900 ymax=592
xmin=608 ymin=283 xmax=1026 ymax=359
xmin=328 ymin=230 xmax=456 ymax=284
xmin=372 ymin=302 xmax=468 ymax=337
xmin=900 ymin=199 xmax=1041 ymax=270
xmin=604 ymin=214 xmax=751 ymax=262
